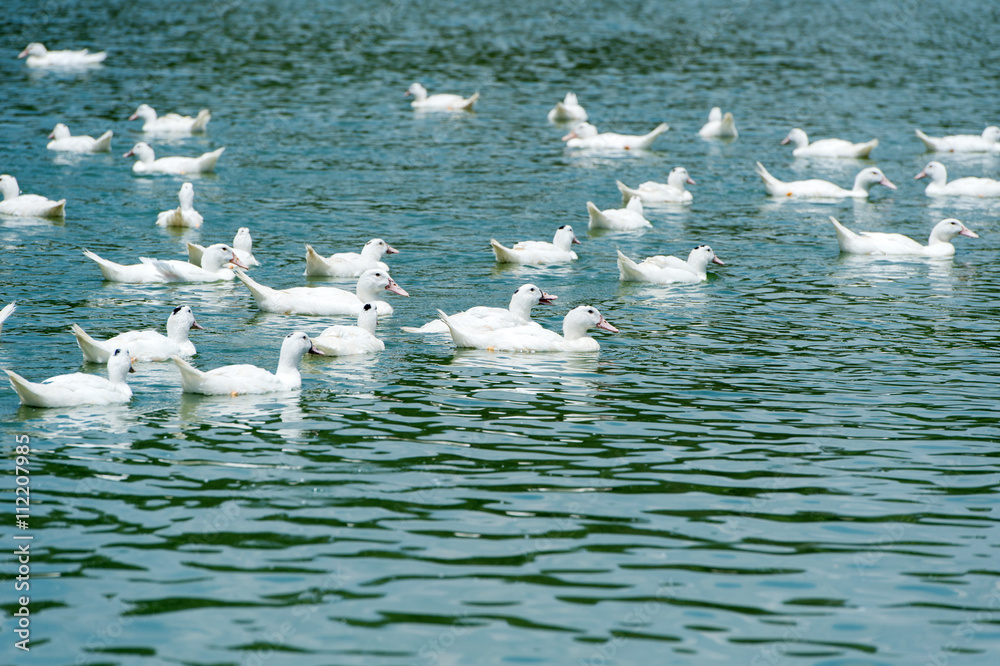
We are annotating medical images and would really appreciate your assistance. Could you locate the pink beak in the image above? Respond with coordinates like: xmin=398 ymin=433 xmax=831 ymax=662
xmin=712 ymin=256 xmax=725 ymax=266
xmin=960 ymin=227 xmax=980 ymax=238
xmin=572 ymin=236 xmax=581 ymax=245
xmin=308 ymin=341 xmax=325 ymax=356
xmin=597 ymin=317 xmax=619 ymax=334
xmin=914 ymin=170 xmax=927 ymax=180
xmin=17 ymin=49 xmax=29 ymax=59
xmin=47 ymin=130 xmax=55 ymax=139
xmin=687 ymin=175 xmax=697 ymax=185
xmin=780 ymin=137 xmax=791 ymax=145
xmin=191 ymin=320 xmax=205 ymax=330
xmin=229 ymin=253 xmax=249 ymax=270
xmin=880 ymin=177 xmax=897 ymax=190
xmin=561 ymin=131 xmax=577 ymax=142
xmin=128 ymin=112 xmax=139 ymax=120
xmin=386 ymin=277 xmax=409 ymax=296
xmin=538 ymin=291 xmax=557 ymax=305
xmin=123 ymin=148 xmax=135 ymax=158
xmin=385 ymin=244 xmax=399 ymax=254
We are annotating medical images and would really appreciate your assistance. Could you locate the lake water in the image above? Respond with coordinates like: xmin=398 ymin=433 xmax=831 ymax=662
xmin=2 ymin=1 xmax=999 ymax=664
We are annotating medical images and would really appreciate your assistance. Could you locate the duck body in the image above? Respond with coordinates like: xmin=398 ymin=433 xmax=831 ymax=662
xmin=404 ymin=284 xmax=556 ymax=334
xmin=562 ymin=122 xmax=669 ymax=150
xmin=617 ymin=167 xmax=695 ymax=204
xmin=18 ymin=43 xmax=106 ymax=68
xmin=313 ymin=303 xmax=384 ymax=355
xmin=0 ymin=175 xmax=65 ymax=218
xmin=914 ymin=161 xmax=1000 ymax=197
xmin=698 ymin=107 xmax=738 ymax=138
xmin=406 ymin=83 xmax=478 ymax=111
xmin=47 ymin=124 xmax=113 ymax=152
xmin=125 ymin=142 xmax=224 ymax=175
xmin=6 ymin=348 xmax=133 ymax=407
xmin=587 ymin=197 xmax=651 ymax=230
xmin=156 ymin=182 xmax=203 ymax=228
xmin=304 ymin=239 xmax=396 ymax=277
xmin=617 ymin=245 xmax=725 ymax=283
xmin=439 ymin=305 xmax=618 ymax=353
xmin=83 ymin=244 xmax=246 ymax=283
xmin=72 ymin=305 xmax=202 ymax=363
xmin=547 ymin=93 xmax=588 ymax=122
xmin=172 ymin=331 xmax=322 ymax=395
xmin=129 ymin=104 xmax=211 ymax=134
xmin=236 ymin=268 xmax=408 ymax=316
xmin=915 ymin=127 xmax=1000 ymax=153
xmin=755 ymin=162 xmax=896 ymax=198
xmin=490 ymin=225 xmax=580 ymax=264
xmin=781 ymin=128 xmax=878 ymax=158
xmin=0 ymin=302 xmax=16 ymax=338
xmin=830 ymin=216 xmax=978 ymax=257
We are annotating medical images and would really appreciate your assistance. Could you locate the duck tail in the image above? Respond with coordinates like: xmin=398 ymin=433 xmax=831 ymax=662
xmin=46 ymin=200 xmax=66 ymax=219
xmin=233 ymin=269 xmax=271 ymax=305
xmin=192 ymin=109 xmax=212 ymax=133
xmin=914 ymin=129 xmax=935 ymax=151
xmin=5 ymin=370 xmax=45 ymax=407
xmin=171 ymin=356 xmax=205 ymax=393
xmin=754 ymin=161 xmax=782 ymax=195
xmin=304 ymin=244 xmax=332 ymax=276
xmin=436 ymin=310 xmax=476 ymax=348
xmin=93 ymin=130 xmax=114 ymax=152
xmin=70 ymin=323 xmax=111 ymax=364
xmin=0 ymin=301 xmax=15 ymax=336
xmin=586 ymin=201 xmax=606 ymax=229
xmin=616 ymin=180 xmax=641 ymax=206
xmin=829 ymin=216 xmax=856 ymax=252
xmin=856 ymin=139 xmax=879 ymax=159
xmin=461 ymin=92 xmax=480 ymax=110
xmin=83 ymin=250 xmax=121 ymax=281
xmin=616 ymin=249 xmax=645 ymax=282
xmin=719 ymin=112 xmax=737 ymax=137
xmin=489 ymin=239 xmax=518 ymax=264
xmin=199 ymin=146 xmax=225 ymax=172
xmin=186 ymin=242 xmax=205 ymax=266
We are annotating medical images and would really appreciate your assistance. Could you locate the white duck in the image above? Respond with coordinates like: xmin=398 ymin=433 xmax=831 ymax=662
xmin=83 ymin=244 xmax=246 ymax=283
xmin=781 ymin=128 xmax=879 ymax=159
xmin=617 ymin=167 xmax=695 ymax=205
xmin=6 ymin=348 xmax=134 ymax=408
xmin=403 ymin=284 xmax=557 ymax=334
xmin=124 ymin=142 xmax=225 ymax=175
xmin=406 ymin=83 xmax=479 ymax=111
xmin=440 ymin=305 xmax=619 ymax=353
xmin=188 ymin=227 xmax=260 ymax=268
xmin=830 ymin=217 xmax=979 ymax=258
xmin=547 ymin=93 xmax=588 ymax=122
xmin=698 ymin=107 xmax=738 ymax=139
xmin=755 ymin=162 xmax=896 ymax=199
xmin=18 ymin=42 xmax=106 ymax=68
xmin=914 ymin=161 xmax=1000 ymax=197
xmin=47 ymin=123 xmax=113 ymax=153
xmin=490 ymin=225 xmax=580 ymax=264
xmin=915 ymin=127 xmax=1000 ymax=153
xmin=128 ymin=104 xmax=211 ymax=134
xmin=587 ymin=197 xmax=651 ymax=230
xmin=312 ymin=303 xmax=384 ymax=356
xmin=236 ymin=268 xmax=408 ymax=316
xmin=0 ymin=174 xmax=66 ymax=218
xmin=617 ymin=245 xmax=725 ymax=283
xmin=172 ymin=331 xmax=322 ymax=395
xmin=71 ymin=305 xmax=203 ymax=364
xmin=304 ymin=238 xmax=397 ymax=277
xmin=156 ymin=182 xmax=203 ymax=228
xmin=0 ymin=302 xmax=16 ymax=338
xmin=562 ymin=122 xmax=669 ymax=150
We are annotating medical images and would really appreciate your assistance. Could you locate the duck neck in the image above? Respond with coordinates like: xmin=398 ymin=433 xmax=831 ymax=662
xmin=166 ymin=317 xmax=192 ymax=343
xmin=0 ymin=181 xmax=17 ymax=201
xmin=358 ymin=310 xmax=378 ymax=335
xmin=686 ymin=252 xmax=710 ymax=278
xmin=275 ymin=349 xmax=305 ymax=384
xmin=562 ymin=318 xmax=589 ymax=341
xmin=360 ymin=243 xmax=382 ymax=261
xmin=508 ymin=295 xmax=533 ymax=321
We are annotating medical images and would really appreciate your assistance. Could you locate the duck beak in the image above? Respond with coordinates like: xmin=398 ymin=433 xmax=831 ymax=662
xmin=308 ymin=341 xmax=325 ymax=355
xmin=687 ymin=175 xmax=697 ymax=185
xmin=128 ymin=357 xmax=137 ymax=373
xmin=190 ymin=320 xmax=205 ymax=330
xmin=538 ymin=291 xmax=557 ymax=305
xmin=572 ymin=236 xmax=582 ymax=245
xmin=597 ymin=317 xmax=619 ymax=333
xmin=128 ymin=112 xmax=139 ymax=120
xmin=914 ymin=170 xmax=927 ymax=180
xmin=48 ymin=130 xmax=55 ymax=139
xmin=712 ymin=256 xmax=726 ymax=265
xmin=123 ymin=148 xmax=135 ymax=158
xmin=385 ymin=244 xmax=399 ymax=254
xmin=880 ymin=177 xmax=897 ymax=190
xmin=229 ymin=253 xmax=249 ymax=270
xmin=17 ymin=49 xmax=29 ymax=59
xmin=386 ymin=277 xmax=409 ymax=296
xmin=780 ymin=137 xmax=791 ymax=145
xmin=960 ymin=227 xmax=980 ymax=238
xmin=561 ymin=130 xmax=578 ymax=141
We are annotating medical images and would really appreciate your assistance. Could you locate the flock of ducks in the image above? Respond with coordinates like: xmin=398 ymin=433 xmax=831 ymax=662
xmin=1 ymin=44 xmax=992 ymax=407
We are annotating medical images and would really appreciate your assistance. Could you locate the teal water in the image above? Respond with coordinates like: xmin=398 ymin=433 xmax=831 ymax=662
xmin=2 ymin=1 xmax=1000 ymax=664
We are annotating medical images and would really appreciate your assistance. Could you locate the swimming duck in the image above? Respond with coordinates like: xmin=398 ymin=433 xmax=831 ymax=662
xmin=312 ymin=303 xmax=385 ymax=356
xmin=617 ymin=167 xmax=695 ymax=205
xmin=562 ymin=122 xmax=669 ymax=150
xmin=188 ymin=227 xmax=260 ymax=268
xmin=83 ymin=244 xmax=246 ymax=283
xmin=128 ymin=104 xmax=211 ymax=134
xmin=617 ymin=245 xmax=725 ymax=283
xmin=304 ymin=238 xmax=397 ymax=277
xmin=0 ymin=302 xmax=16 ymax=338
xmin=755 ymin=162 xmax=896 ymax=198
xmin=914 ymin=161 xmax=1000 ymax=197
xmin=547 ymin=93 xmax=588 ymax=122
xmin=0 ymin=174 xmax=66 ymax=218
xmin=6 ymin=348 xmax=134 ymax=407
xmin=781 ymin=128 xmax=878 ymax=159
xmin=172 ymin=331 xmax=322 ymax=395
xmin=406 ymin=83 xmax=479 ymax=111
xmin=47 ymin=124 xmax=113 ymax=152
xmin=829 ymin=216 xmax=978 ymax=257
xmin=403 ymin=284 xmax=556 ymax=334
xmin=18 ymin=42 xmax=106 ymax=68
xmin=915 ymin=127 xmax=1000 ymax=153
xmin=124 ymin=142 xmax=225 ymax=175
xmin=490 ymin=225 xmax=580 ymax=264
xmin=236 ymin=268 xmax=408 ymax=316
xmin=156 ymin=182 xmax=203 ymax=228
xmin=71 ymin=305 xmax=203 ymax=363
xmin=587 ymin=197 xmax=651 ymax=230
xmin=698 ymin=107 xmax=738 ymax=139
xmin=439 ymin=305 xmax=618 ymax=353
